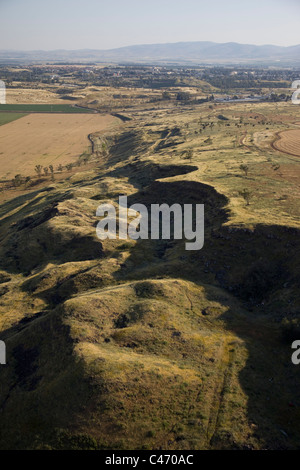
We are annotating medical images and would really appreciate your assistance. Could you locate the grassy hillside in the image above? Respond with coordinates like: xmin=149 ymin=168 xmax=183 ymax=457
xmin=0 ymin=100 xmax=299 ymax=450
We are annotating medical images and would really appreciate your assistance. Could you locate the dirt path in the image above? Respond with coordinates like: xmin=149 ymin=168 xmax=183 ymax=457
xmin=206 ymin=338 xmax=234 ymax=446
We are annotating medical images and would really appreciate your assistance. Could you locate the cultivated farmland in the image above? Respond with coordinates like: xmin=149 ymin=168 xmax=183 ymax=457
xmin=0 ymin=112 xmax=27 ymax=126
xmin=273 ymin=126 xmax=300 ymax=157
xmin=0 ymin=103 xmax=94 ymax=113
xmin=0 ymin=113 xmax=118 ymax=177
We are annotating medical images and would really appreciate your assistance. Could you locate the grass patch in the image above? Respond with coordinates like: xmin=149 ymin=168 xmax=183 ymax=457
xmin=0 ymin=104 xmax=94 ymax=113
xmin=0 ymin=112 xmax=28 ymax=126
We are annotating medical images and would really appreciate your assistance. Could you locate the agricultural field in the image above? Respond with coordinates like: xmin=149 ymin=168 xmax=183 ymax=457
xmin=0 ymin=113 xmax=118 ymax=178
xmin=0 ymin=112 xmax=27 ymax=126
xmin=273 ymin=126 xmax=300 ymax=157
xmin=0 ymin=103 xmax=94 ymax=113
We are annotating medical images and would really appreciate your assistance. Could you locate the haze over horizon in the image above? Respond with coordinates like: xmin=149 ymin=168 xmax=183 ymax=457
xmin=0 ymin=0 xmax=299 ymax=51
xmin=1 ymin=39 xmax=300 ymax=53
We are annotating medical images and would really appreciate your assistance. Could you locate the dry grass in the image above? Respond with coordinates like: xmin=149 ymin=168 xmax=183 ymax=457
xmin=6 ymin=87 xmax=73 ymax=104
xmin=0 ymin=88 xmax=299 ymax=450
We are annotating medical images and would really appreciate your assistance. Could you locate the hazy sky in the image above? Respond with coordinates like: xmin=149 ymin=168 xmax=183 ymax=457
xmin=0 ymin=0 xmax=299 ymax=50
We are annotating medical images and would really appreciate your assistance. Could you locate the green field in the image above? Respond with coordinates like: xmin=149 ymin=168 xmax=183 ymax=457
xmin=0 ymin=112 xmax=28 ymax=126
xmin=0 ymin=104 xmax=94 ymax=113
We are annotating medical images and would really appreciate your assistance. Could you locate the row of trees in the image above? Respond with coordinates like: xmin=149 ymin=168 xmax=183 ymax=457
xmin=34 ymin=154 xmax=93 ymax=180
xmin=34 ymin=164 xmax=55 ymax=179
xmin=10 ymin=146 xmax=100 ymax=189
xmin=9 ymin=139 xmax=110 ymax=191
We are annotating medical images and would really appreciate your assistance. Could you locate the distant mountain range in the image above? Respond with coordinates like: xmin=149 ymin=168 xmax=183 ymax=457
xmin=1 ymin=41 xmax=300 ymax=65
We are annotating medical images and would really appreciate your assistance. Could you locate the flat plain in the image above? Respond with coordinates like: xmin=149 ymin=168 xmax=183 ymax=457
xmin=0 ymin=113 xmax=118 ymax=177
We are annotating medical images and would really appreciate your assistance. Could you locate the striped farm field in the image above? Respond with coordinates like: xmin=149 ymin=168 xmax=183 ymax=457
xmin=272 ymin=127 xmax=300 ymax=157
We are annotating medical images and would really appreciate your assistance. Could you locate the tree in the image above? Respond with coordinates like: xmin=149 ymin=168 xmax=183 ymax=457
xmin=57 ymin=164 xmax=63 ymax=172
xmin=12 ymin=174 xmax=23 ymax=187
xmin=43 ymin=167 xmax=49 ymax=176
xmin=35 ymin=165 xmax=43 ymax=177
xmin=162 ymin=91 xmax=171 ymax=100
xmin=49 ymin=165 xmax=55 ymax=181
xmin=176 ymin=91 xmax=191 ymax=102
xmin=240 ymin=164 xmax=249 ymax=177
xmin=185 ymin=149 xmax=193 ymax=162
xmin=24 ymin=176 xmax=31 ymax=188
xmin=239 ymin=188 xmax=253 ymax=206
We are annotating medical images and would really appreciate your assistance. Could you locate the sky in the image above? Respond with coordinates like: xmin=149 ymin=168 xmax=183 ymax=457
xmin=0 ymin=0 xmax=299 ymax=50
